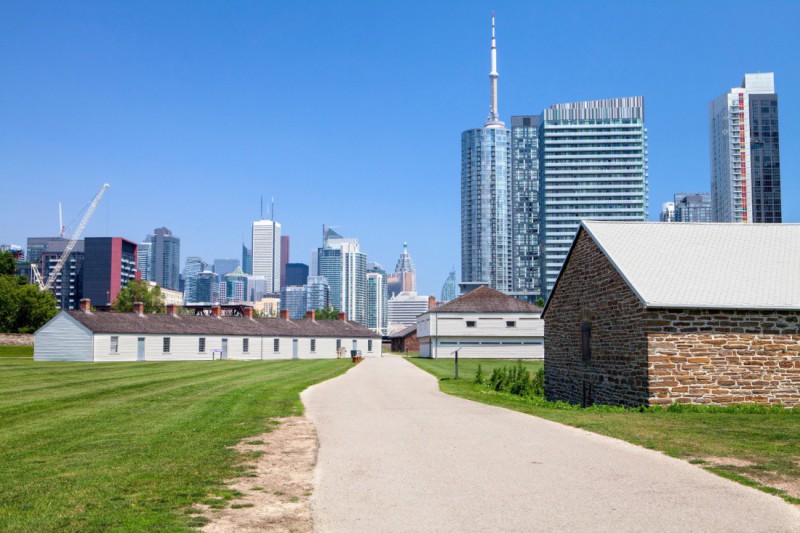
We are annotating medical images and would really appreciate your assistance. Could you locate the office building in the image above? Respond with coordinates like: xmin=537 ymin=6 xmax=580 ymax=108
xmin=241 ymin=244 xmax=253 ymax=275
xmin=317 ymin=227 xmax=368 ymax=325
xmin=280 ymin=286 xmax=307 ymax=319
xmin=151 ymin=227 xmax=180 ymax=291
xmin=82 ymin=237 xmax=138 ymax=308
xmin=194 ymin=271 xmax=216 ymax=304
xmin=674 ymin=193 xmax=712 ymax=222
xmin=213 ymin=259 xmax=239 ymax=279
xmin=285 ymin=263 xmax=309 ymax=287
xmin=367 ymin=266 xmax=388 ymax=336
xmin=660 ymin=202 xmax=675 ymax=222
xmin=461 ymin=14 xmax=512 ymax=295
xmin=440 ymin=270 xmax=457 ymax=302
xmin=252 ymin=219 xmax=281 ymax=293
xmin=510 ymin=115 xmax=543 ymax=302
xmin=387 ymin=291 xmax=432 ymax=328
xmin=710 ymin=73 xmax=781 ymax=223
xmin=137 ymin=239 xmax=153 ymax=281
xmin=26 ymin=237 xmax=65 ymax=267
xmin=182 ymin=257 xmax=205 ymax=303
xmin=305 ymin=276 xmax=330 ymax=312
xmin=539 ymin=96 xmax=648 ymax=295
xmin=222 ymin=267 xmax=249 ymax=304
xmin=40 ymin=239 xmax=85 ymax=310
xmin=280 ymin=235 xmax=290 ymax=289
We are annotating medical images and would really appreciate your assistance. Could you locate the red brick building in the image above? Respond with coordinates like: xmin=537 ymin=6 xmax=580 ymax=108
xmin=542 ymin=221 xmax=800 ymax=407
xmin=389 ymin=324 xmax=418 ymax=353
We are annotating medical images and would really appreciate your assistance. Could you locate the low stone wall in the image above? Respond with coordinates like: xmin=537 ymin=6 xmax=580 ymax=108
xmin=647 ymin=310 xmax=800 ymax=407
xmin=0 ymin=334 xmax=34 ymax=346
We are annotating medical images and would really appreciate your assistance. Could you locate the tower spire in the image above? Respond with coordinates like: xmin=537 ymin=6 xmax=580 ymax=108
xmin=485 ymin=11 xmax=504 ymax=128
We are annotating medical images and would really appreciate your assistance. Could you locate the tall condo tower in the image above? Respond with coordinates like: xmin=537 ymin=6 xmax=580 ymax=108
xmin=252 ymin=219 xmax=281 ymax=293
xmin=461 ymin=13 xmax=512 ymax=294
xmin=709 ymin=73 xmax=781 ymax=223
xmin=539 ymin=97 xmax=648 ymax=295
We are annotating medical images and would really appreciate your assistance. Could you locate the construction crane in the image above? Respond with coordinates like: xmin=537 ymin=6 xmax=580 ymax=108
xmin=34 ymin=183 xmax=110 ymax=292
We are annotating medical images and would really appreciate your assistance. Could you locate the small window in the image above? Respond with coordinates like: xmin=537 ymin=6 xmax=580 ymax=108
xmin=310 ymin=339 xmax=316 ymax=352
xmin=163 ymin=337 xmax=171 ymax=353
xmin=466 ymin=321 xmax=476 ymax=328
xmin=243 ymin=338 xmax=249 ymax=353
xmin=581 ymin=322 xmax=592 ymax=365
xmin=506 ymin=321 xmax=516 ymax=328
xmin=336 ymin=339 xmax=341 ymax=350
xmin=110 ymin=336 xmax=119 ymax=354
xmin=273 ymin=339 xmax=280 ymax=353
xmin=198 ymin=338 xmax=206 ymax=353
xmin=368 ymin=339 xmax=373 ymax=352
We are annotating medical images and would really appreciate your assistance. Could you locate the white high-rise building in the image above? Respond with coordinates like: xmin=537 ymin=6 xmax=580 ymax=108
xmin=709 ymin=73 xmax=782 ymax=223
xmin=252 ymin=219 xmax=281 ymax=293
xmin=387 ymin=291 xmax=431 ymax=328
xmin=660 ymin=202 xmax=675 ymax=222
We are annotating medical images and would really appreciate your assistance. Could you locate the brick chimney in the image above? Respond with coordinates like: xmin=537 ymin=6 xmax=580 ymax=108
xmin=133 ymin=302 xmax=144 ymax=316
xmin=428 ymin=295 xmax=436 ymax=309
xmin=338 ymin=311 xmax=347 ymax=321
xmin=280 ymin=309 xmax=290 ymax=320
xmin=211 ymin=305 xmax=221 ymax=318
xmin=166 ymin=303 xmax=178 ymax=316
xmin=305 ymin=310 xmax=316 ymax=321
xmin=79 ymin=298 xmax=91 ymax=313
xmin=243 ymin=307 xmax=253 ymax=319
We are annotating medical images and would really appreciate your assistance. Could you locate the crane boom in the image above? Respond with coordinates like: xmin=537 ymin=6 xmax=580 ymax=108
xmin=43 ymin=184 xmax=110 ymax=292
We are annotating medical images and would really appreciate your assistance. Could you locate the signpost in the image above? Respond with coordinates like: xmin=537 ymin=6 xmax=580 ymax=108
xmin=452 ymin=349 xmax=460 ymax=379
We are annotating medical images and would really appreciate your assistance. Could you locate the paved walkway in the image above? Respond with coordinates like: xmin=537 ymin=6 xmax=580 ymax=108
xmin=302 ymin=358 xmax=800 ymax=532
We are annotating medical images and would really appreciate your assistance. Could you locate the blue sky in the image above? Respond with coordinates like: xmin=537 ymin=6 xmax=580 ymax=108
xmin=1 ymin=0 xmax=798 ymax=295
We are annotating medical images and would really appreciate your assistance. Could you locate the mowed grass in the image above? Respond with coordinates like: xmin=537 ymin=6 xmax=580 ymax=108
xmin=411 ymin=357 xmax=800 ymax=504
xmin=0 ymin=345 xmax=32 ymax=358
xmin=0 ymin=346 xmax=350 ymax=531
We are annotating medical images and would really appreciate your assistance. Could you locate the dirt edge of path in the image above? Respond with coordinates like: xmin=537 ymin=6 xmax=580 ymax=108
xmin=198 ymin=416 xmax=316 ymax=532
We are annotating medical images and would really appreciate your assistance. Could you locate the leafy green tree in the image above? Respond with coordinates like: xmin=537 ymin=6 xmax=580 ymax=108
xmin=0 ymin=251 xmax=16 ymax=277
xmin=534 ymin=297 xmax=546 ymax=308
xmin=112 ymin=280 xmax=165 ymax=314
xmin=314 ymin=307 xmax=341 ymax=320
xmin=0 ymin=266 xmax=58 ymax=333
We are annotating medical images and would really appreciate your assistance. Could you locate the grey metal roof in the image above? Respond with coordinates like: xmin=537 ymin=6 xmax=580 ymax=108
xmin=388 ymin=324 xmax=417 ymax=339
xmin=427 ymin=286 xmax=542 ymax=314
xmin=64 ymin=311 xmax=380 ymax=337
xmin=581 ymin=221 xmax=800 ymax=310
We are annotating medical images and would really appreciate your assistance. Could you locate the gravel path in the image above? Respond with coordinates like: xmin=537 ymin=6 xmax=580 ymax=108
xmin=302 ymin=358 xmax=800 ymax=532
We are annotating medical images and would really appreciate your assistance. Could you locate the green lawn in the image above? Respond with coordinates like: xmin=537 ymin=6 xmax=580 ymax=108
xmin=0 ymin=345 xmax=32 ymax=357
xmin=410 ymin=357 xmax=800 ymax=504
xmin=0 ymin=347 xmax=350 ymax=531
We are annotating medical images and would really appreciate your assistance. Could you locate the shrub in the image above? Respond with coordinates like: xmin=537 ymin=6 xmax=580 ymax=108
xmin=474 ymin=363 xmax=484 ymax=385
xmin=488 ymin=361 xmax=540 ymax=398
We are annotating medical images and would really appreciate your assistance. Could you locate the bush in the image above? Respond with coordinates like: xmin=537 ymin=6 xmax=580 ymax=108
xmin=474 ymin=363 xmax=484 ymax=385
xmin=488 ymin=361 xmax=541 ymax=398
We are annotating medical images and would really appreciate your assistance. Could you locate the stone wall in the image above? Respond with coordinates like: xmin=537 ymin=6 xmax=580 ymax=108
xmin=544 ymin=230 xmax=650 ymax=407
xmin=0 ymin=334 xmax=34 ymax=346
xmin=647 ymin=309 xmax=800 ymax=407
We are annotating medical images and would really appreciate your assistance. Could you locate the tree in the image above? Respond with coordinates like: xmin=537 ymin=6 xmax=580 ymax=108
xmin=314 ymin=307 xmax=340 ymax=320
xmin=0 ymin=264 xmax=58 ymax=334
xmin=112 ymin=280 xmax=165 ymax=314
xmin=534 ymin=297 xmax=546 ymax=308
xmin=0 ymin=251 xmax=15 ymax=277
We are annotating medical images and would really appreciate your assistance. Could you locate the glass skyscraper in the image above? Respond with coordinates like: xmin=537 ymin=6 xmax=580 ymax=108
xmin=674 ymin=193 xmax=712 ymax=222
xmin=710 ymin=73 xmax=781 ymax=223
xmin=510 ymin=115 xmax=542 ymax=302
xmin=540 ymin=97 xmax=648 ymax=294
xmin=461 ymin=15 xmax=512 ymax=294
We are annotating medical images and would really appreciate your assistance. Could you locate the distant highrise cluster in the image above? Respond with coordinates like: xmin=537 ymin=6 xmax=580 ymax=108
xmin=461 ymin=15 xmax=648 ymax=301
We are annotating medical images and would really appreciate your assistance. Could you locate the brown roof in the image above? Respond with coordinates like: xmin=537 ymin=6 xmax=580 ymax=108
xmin=428 ymin=286 xmax=542 ymax=314
xmin=64 ymin=311 xmax=380 ymax=338
xmin=388 ymin=324 xmax=417 ymax=339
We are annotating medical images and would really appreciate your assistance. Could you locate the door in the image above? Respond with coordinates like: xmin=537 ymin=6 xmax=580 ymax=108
xmin=292 ymin=339 xmax=298 ymax=359
xmin=221 ymin=338 xmax=228 ymax=360
xmin=137 ymin=338 xmax=145 ymax=361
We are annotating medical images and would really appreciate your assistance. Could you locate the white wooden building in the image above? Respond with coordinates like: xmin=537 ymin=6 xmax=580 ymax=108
xmin=417 ymin=286 xmax=544 ymax=359
xmin=34 ymin=300 xmax=381 ymax=362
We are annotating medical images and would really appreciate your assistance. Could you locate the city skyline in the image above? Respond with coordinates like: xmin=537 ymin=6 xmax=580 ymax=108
xmin=2 ymin=2 xmax=798 ymax=295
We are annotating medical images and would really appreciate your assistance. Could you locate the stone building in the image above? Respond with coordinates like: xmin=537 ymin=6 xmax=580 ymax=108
xmin=389 ymin=324 xmax=419 ymax=353
xmin=542 ymin=221 xmax=800 ymax=407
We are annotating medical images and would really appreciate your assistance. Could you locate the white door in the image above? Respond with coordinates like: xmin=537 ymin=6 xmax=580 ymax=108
xmin=137 ymin=338 xmax=145 ymax=361
xmin=292 ymin=339 xmax=298 ymax=359
xmin=221 ymin=339 xmax=228 ymax=360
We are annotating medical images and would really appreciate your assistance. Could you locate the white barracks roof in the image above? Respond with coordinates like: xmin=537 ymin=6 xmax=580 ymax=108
xmin=581 ymin=221 xmax=800 ymax=310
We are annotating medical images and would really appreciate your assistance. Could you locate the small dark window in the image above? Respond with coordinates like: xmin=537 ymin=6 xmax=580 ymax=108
xmin=163 ymin=337 xmax=171 ymax=353
xmin=506 ymin=321 xmax=516 ymax=328
xmin=368 ymin=339 xmax=373 ymax=351
xmin=273 ymin=339 xmax=280 ymax=352
xmin=466 ymin=321 xmax=476 ymax=328
xmin=336 ymin=339 xmax=341 ymax=350
xmin=110 ymin=336 xmax=119 ymax=353
xmin=581 ymin=322 xmax=592 ymax=364
xmin=310 ymin=339 xmax=316 ymax=352
xmin=243 ymin=338 xmax=249 ymax=353
xmin=198 ymin=338 xmax=206 ymax=353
